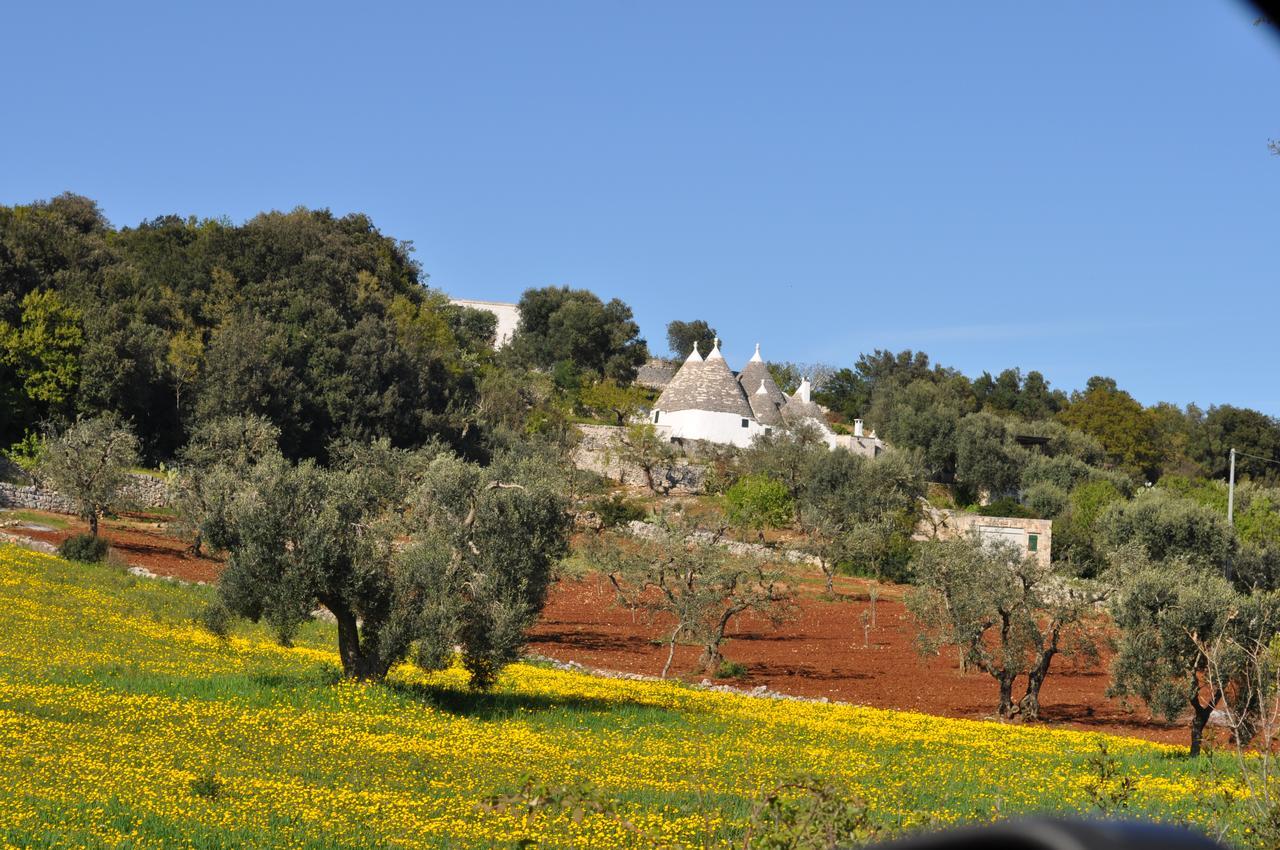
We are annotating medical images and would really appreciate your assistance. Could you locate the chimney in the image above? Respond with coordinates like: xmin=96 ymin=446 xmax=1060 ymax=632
xmin=797 ymin=377 xmax=811 ymax=403
xmin=854 ymin=419 xmax=864 ymax=437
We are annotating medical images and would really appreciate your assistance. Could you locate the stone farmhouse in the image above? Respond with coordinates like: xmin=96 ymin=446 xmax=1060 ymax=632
xmin=649 ymin=339 xmax=883 ymax=456
xmin=915 ymin=502 xmax=1052 ymax=564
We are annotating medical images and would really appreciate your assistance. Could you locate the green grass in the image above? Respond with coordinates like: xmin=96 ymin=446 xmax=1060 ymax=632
xmin=0 ymin=509 xmax=71 ymax=529
xmin=0 ymin=542 xmax=1256 ymax=849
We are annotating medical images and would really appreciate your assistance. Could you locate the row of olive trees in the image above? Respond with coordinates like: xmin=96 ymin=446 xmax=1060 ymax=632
xmin=905 ymin=528 xmax=1280 ymax=758
xmin=34 ymin=413 xmax=573 ymax=689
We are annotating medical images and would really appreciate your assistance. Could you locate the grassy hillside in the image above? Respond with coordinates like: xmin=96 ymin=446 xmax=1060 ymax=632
xmin=0 ymin=544 xmax=1246 ymax=848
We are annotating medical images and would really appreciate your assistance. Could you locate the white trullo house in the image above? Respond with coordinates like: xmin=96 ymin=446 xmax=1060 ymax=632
xmin=649 ymin=339 xmax=880 ymax=454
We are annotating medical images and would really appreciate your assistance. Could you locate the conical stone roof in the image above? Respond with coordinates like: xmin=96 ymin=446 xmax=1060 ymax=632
xmin=736 ymin=344 xmax=788 ymax=411
xmin=655 ymin=339 xmax=754 ymax=418
xmin=780 ymin=377 xmax=830 ymax=430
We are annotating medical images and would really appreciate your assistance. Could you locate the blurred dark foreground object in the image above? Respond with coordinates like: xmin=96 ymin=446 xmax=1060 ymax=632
xmin=864 ymin=819 xmax=1223 ymax=850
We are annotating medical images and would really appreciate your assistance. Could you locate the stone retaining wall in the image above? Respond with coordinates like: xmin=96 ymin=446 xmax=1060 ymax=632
xmin=0 ymin=472 xmax=173 ymax=515
xmin=572 ymin=424 xmax=707 ymax=494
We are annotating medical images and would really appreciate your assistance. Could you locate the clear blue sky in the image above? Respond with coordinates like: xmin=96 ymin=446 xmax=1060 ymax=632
xmin=3 ymin=2 xmax=1277 ymax=412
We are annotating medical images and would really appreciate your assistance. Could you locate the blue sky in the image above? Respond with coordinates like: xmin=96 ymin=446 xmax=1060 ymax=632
xmin=3 ymin=2 xmax=1277 ymax=412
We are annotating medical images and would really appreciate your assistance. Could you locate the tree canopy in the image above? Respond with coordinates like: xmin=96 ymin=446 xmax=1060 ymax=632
xmin=665 ymin=319 xmax=717 ymax=359
xmin=508 ymin=286 xmax=648 ymax=384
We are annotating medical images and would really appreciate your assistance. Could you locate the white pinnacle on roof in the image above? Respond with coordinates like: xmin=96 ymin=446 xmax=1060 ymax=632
xmin=705 ymin=336 xmax=725 ymax=361
xmin=755 ymin=380 xmax=769 ymax=395
xmin=684 ymin=342 xmax=704 ymax=363
xmin=797 ymin=377 xmax=812 ymax=403
xmin=749 ymin=343 xmax=763 ymax=363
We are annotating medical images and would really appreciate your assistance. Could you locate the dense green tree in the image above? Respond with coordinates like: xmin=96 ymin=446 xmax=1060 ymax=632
xmin=665 ymin=319 xmax=717 ymax=359
xmin=812 ymin=367 xmax=871 ymax=421
xmin=37 ymin=413 xmax=139 ymax=537
xmin=1 ymin=198 xmax=482 ymax=463
xmin=972 ymin=368 xmax=1065 ymax=420
xmin=0 ymin=289 xmax=83 ymax=427
xmin=1058 ymin=377 xmax=1164 ymax=482
xmin=508 ymin=286 xmax=647 ymax=383
xmin=1190 ymin=405 xmax=1280 ymax=484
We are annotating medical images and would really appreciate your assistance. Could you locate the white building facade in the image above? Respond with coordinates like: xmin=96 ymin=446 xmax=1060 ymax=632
xmin=650 ymin=339 xmax=882 ymax=453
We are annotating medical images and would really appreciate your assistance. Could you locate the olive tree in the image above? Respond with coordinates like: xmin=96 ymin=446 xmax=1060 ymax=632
xmin=211 ymin=441 xmax=570 ymax=686
xmin=171 ymin=415 xmax=281 ymax=555
xmin=954 ymin=412 xmax=1020 ymax=500
xmin=906 ymin=535 xmax=1104 ymax=720
xmin=38 ymin=413 xmax=139 ymax=536
xmin=1098 ymin=490 xmax=1235 ymax=568
xmin=589 ymin=516 xmax=791 ymax=677
xmin=798 ymin=448 xmax=924 ymax=592
xmin=1108 ymin=550 xmax=1268 ymax=756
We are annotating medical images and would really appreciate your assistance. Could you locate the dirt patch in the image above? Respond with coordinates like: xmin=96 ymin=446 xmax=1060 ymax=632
xmin=528 ymin=573 xmax=1190 ymax=746
xmin=4 ymin=510 xmax=222 ymax=584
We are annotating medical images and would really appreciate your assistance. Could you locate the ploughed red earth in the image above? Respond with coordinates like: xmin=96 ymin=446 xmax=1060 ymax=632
xmin=5 ymin=513 xmax=1194 ymax=747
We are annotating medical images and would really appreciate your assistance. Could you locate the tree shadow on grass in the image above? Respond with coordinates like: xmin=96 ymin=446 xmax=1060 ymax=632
xmin=382 ymin=679 xmax=625 ymax=720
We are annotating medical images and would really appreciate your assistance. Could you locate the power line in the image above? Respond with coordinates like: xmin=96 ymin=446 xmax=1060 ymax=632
xmin=1231 ymin=449 xmax=1280 ymax=467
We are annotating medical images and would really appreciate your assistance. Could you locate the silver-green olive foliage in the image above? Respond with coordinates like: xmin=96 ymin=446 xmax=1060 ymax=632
xmin=213 ymin=440 xmax=570 ymax=687
xmin=1108 ymin=549 xmax=1280 ymax=756
xmin=38 ymin=413 xmax=139 ymax=537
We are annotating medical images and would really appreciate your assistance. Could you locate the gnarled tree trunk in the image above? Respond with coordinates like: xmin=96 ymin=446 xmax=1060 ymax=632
xmin=327 ymin=598 xmax=392 ymax=682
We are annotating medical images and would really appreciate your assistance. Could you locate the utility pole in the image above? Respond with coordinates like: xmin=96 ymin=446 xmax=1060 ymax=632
xmin=1228 ymin=447 xmax=1236 ymax=526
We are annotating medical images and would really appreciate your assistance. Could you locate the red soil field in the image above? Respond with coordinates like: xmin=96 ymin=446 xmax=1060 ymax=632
xmin=3 ymin=511 xmax=1193 ymax=747
xmin=528 ymin=573 xmax=1192 ymax=747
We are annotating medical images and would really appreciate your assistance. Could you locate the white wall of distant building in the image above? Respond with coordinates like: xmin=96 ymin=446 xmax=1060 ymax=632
xmin=449 ymin=299 xmax=519 ymax=348
xmin=653 ymin=408 xmax=767 ymax=448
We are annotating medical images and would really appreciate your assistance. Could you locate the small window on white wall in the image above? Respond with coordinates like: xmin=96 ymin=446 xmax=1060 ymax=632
xmin=653 ymin=411 xmax=660 ymax=423
xmin=741 ymin=418 xmax=749 ymax=428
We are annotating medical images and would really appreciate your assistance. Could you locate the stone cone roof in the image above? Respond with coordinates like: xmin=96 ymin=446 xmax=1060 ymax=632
xmin=746 ymin=382 xmax=784 ymax=426
xmin=655 ymin=341 xmax=754 ymax=417
xmin=780 ymin=390 xmax=830 ymax=430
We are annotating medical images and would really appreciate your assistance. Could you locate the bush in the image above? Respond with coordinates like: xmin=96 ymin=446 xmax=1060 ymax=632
xmin=1023 ymin=482 xmax=1068 ymax=519
xmin=189 ymin=771 xmax=225 ymax=800
xmin=197 ymin=602 xmax=233 ymax=640
xmin=723 ymin=473 xmax=794 ymax=540
xmin=57 ymin=533 xmax=108 ymax=563
xmin=716 ymin=660 xmax=749 ymax=680
xmin=587 ymin=493 xmax=647 ymax=528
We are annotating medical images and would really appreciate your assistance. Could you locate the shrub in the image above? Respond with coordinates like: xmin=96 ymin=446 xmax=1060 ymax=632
xmin=189 ymin=771 xmax=224 ymax=800
xmin=1024 ymin=482 xmax=1068 ymax=519
xmin=716 ymin=661 xmax=749 ymax=680
xmin=57 ymin=533 xmax=108 ymax=564
xmin=587 ymin=493 xmax=647 ymax=528
xmin=197 ymin=603 xmax=233 ymax=640
xmin=4 ymin=431 xmax=44 ymax=475
xmin=723 ymin=473 xmax=794 ymax=540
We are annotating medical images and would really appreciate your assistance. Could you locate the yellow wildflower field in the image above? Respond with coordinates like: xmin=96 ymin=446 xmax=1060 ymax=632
xmin=0 ymin=544 xmax=1243 ymax=848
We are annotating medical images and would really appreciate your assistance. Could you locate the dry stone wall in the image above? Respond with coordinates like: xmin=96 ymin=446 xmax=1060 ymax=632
xmin=572 ymin=424 xmax=707 ymax=494
xmin=0 ymin=472 xmax=173 ymax=514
